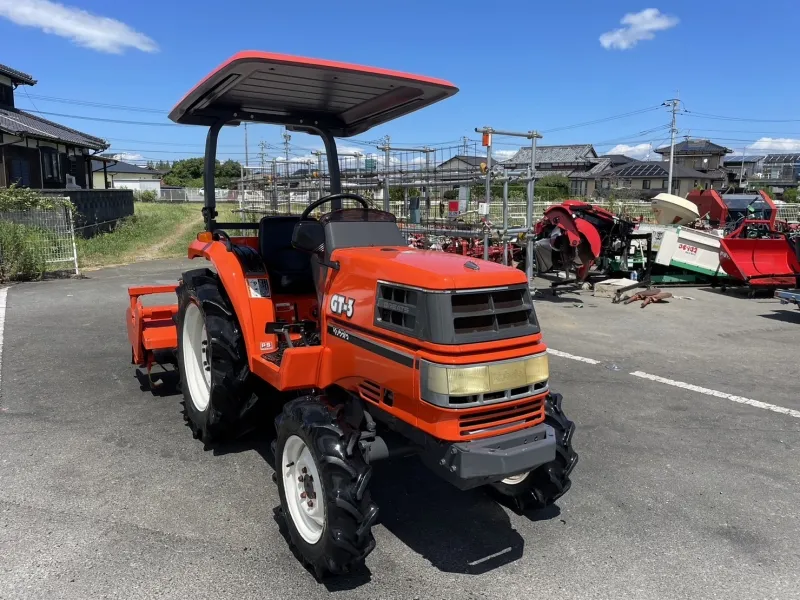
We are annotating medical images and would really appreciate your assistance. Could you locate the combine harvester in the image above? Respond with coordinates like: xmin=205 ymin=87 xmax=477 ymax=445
xmin=125 ymin=51 xmax=577 ymax=578
xmin=685 ymin=190 xmax=798 ymax=295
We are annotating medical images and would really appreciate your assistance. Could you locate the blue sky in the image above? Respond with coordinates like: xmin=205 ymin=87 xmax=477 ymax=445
xmin=2 ymin=0 xmax=799 ymax=165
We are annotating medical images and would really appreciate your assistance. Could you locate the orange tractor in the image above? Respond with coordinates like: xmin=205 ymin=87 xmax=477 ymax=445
xmin=126 ymin=52 xmax=577 ymax=577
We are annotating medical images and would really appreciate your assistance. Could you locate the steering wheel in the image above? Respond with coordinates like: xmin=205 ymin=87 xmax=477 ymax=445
xmin=300 ymin=193 xmax=370 ymax=220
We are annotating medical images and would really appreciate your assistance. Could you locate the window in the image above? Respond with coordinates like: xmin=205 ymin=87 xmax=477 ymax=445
xmin=0 ymin=83 xmax=13 ymax=107
xmin=41 ymin=148 xmax=61 ymax=182
xmin=693 ymin=180 xmax=698 ymax=188
xmin=662 ymin=179 xmax=668 ymax=189
xmin=623 ymin=179 xmax=632 ymax=187
xmin=10 ymin=158 xmax=31 ymax=186
xmin=642 ymin=180 xmax=651 ymax=189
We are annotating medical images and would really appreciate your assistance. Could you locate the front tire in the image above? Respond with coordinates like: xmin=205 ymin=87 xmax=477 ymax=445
xmin=176 ymin=269 xmax=256 ymax=445
xmin=275 ymin=397 xmax=379 ymax=578
xmin=491 ymin=393 xmax=578 ymax=511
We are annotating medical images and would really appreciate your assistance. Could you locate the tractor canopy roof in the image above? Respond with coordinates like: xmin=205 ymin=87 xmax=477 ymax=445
xmin=169 ymin=51 xmax=458 ymax=137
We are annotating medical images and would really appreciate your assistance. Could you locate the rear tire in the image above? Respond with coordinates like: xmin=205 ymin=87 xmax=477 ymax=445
xmin=274 ymin=397 xmax=379 ymax=578
xmin=490 ymin=393 xmax=578 ymax=511
xmin=176 ymin=269 xmax=257 ymax=445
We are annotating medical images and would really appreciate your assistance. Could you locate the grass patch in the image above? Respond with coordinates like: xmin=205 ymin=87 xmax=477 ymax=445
xmin=76 ymin=203 xmax=203 ymax=267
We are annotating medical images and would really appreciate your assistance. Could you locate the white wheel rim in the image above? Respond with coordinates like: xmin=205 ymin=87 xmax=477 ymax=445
xmin=282 ymin=435 xmax=325 ymax=545
xmin=501 ymin=472 xmax=530 ymax=485
xmin=182 ymin=302 xmax=211 ymax=412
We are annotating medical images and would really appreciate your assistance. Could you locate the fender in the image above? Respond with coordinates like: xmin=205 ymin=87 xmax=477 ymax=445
xmin=188 ymin=239 xmax=278 ymax=369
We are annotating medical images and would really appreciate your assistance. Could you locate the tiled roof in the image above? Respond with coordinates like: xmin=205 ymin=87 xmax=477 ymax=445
xmin=655 ymin=139 xmax=732 ymax=155
xmin=0 ymin=107 xmax=107 ymax=150
xmin=601 ymin=154 xmax=637 ymax=166
xmin=91 ymin=159 xmax=164 ymax=174
xmin=594 ymin=161 xmax=723 ymax=179
xmin=0 ymin=63 xmax=36 ymax=85
xmin=502 ymin=144 xmax=597 ymax=166
xmin=437 ymin=155 xmax=486 ymax=169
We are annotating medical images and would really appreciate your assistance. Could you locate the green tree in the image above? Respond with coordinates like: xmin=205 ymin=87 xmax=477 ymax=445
xmin=162 ymin=158 xmax=244 ymax=188
xmin=536 ymin=175 xmax=571 ymax=199
xmin=783 ymin=187 xmax=798 ymax=203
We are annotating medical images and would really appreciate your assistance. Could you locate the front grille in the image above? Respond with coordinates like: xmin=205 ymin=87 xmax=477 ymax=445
xmin=448 ymin=380 xmax=548 ymax=408
xmin=451 ymin=287 xmax=533 ymax=338
xmin=358 ymin=380 xmax=382 ymax=404
xmin=458 ymin=397 xmax=545 ymax=437
xmin=376 ymin=284 xmax=418 ymax=334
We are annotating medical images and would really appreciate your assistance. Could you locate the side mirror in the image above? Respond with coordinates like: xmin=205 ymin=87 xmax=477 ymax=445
xmin=292 ymin=220 xmax=325 ymax=254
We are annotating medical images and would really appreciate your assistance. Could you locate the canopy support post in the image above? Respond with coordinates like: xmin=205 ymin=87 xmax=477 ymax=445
xmin=204 ymin=120 xmax=224 ymax=231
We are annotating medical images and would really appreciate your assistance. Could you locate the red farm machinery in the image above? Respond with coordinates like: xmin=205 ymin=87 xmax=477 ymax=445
xmin=686 ymin=189 xmax=800 ymax=294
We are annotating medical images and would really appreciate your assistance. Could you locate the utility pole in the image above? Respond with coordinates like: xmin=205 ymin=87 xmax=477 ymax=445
xmin=244 ymin=122 xmax=249 ymax=167
xmin=377 ymin=135 xmax=391 ymax=211
xmin=312 ymin=150 xmax=325 ymax=197
xmin=664 ymin=99 xmax=680 ymax=194
xmin=738 ymin=147 xmax=746 ymax=190
xmin=461 ymin=136 xmax=469 ymax=155
xmin=259 ymin=140 xmax=268 ymax=172
xmin=282 ymin=128 xmax=291 ymax=178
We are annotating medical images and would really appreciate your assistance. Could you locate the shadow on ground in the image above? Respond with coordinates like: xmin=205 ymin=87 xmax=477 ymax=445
xmin=760 ymin=309 xmax=800 ymax=324
xmin=208 ymin=425 xmax=561 ymax=586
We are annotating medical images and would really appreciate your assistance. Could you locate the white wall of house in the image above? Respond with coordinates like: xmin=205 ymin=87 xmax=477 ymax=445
xmin=92 ymin=171 xmax=161 ymax=190
xmin=108 ymin=178 xmax=161 ymax=193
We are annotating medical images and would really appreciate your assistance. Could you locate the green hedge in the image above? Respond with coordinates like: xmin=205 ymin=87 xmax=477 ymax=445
xmin=0 ymin=221 xmax=50 ymax=282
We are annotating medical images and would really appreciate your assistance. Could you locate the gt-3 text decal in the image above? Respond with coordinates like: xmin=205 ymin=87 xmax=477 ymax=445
xmin=329 ymin=294 xmax=355 ymax=318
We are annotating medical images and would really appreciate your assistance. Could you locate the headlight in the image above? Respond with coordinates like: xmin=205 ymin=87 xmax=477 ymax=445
xmin=421 ymin=353 xmax=549 ymax=406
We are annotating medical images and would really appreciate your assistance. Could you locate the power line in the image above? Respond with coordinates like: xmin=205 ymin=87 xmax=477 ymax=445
xmin=23 ymin=109 xmax=181 ymax=127
xmin=540 ymin=106 xmax=663 ymax=134
xmin=23 ymin=93 xmax=167 ymax=114
xmin=673 ymin=128 xmax=800 ymax=136
xmin=103 ymin=137 xmax=248 ymax=148
xmin=684 ymin=111 xmax=800 ymax=124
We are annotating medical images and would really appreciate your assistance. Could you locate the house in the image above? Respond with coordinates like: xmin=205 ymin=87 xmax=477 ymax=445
xmin=722 ymin=155 xmax=765 ymax=186
xmin=590 ymin=161 xmax=720 ymax=197
xmin=500 ymin=144 xmax=600 ymax=196
xmin=654 ymin=138 xmax=732 ymax=175
xmin=436 ymin=155 xmax=486 ymax=180
xmin=91 ymin=158 xmax=164 ymax=192
xmin=758 ymin=153 xmax=800 ymax=190
xmin=0 ymin=63 xmax=108 ymax=189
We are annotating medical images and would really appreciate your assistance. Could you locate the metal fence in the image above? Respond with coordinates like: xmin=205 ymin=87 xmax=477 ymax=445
xmin=0 ymin=203 xmax=80 ymax=275
xmin=154 ymin=136 xmax=800 ymax=236
xmin=777 ymin=204 xmax=800 ymax=223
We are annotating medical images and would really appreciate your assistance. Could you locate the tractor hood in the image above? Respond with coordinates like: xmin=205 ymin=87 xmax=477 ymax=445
xmin=332 ymin=247 xmax=528 ymax=290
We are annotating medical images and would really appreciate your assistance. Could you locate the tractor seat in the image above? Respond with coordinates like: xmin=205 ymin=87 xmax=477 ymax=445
xmin=258 ymin=216 xmax=316 ymax=295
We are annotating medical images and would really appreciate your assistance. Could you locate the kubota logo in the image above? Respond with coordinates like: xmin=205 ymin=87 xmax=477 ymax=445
xmin=331 ymin=327 xmax=350 ymax=341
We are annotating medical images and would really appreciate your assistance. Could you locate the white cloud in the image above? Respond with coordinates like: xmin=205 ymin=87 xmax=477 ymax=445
xmin=112 ymin=152 xmax=143 ymax=161
xmin=0 ymin=0 xmax=158 ymax=54
xmin=600 ymin=8 xmax=679 ymax=50
xmin=607 ymin=143 xmax=653 ymax=159
xmin=748 ymin=137 xmax=800 ymax=153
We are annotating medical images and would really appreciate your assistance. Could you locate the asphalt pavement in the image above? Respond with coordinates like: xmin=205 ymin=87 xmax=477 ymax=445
xmin=1 ymin=259 xmax=798 ymax=600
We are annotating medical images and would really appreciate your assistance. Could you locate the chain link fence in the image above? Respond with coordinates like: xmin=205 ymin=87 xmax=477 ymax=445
xmin=0 ymin=202 xmax=80 ymax=278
